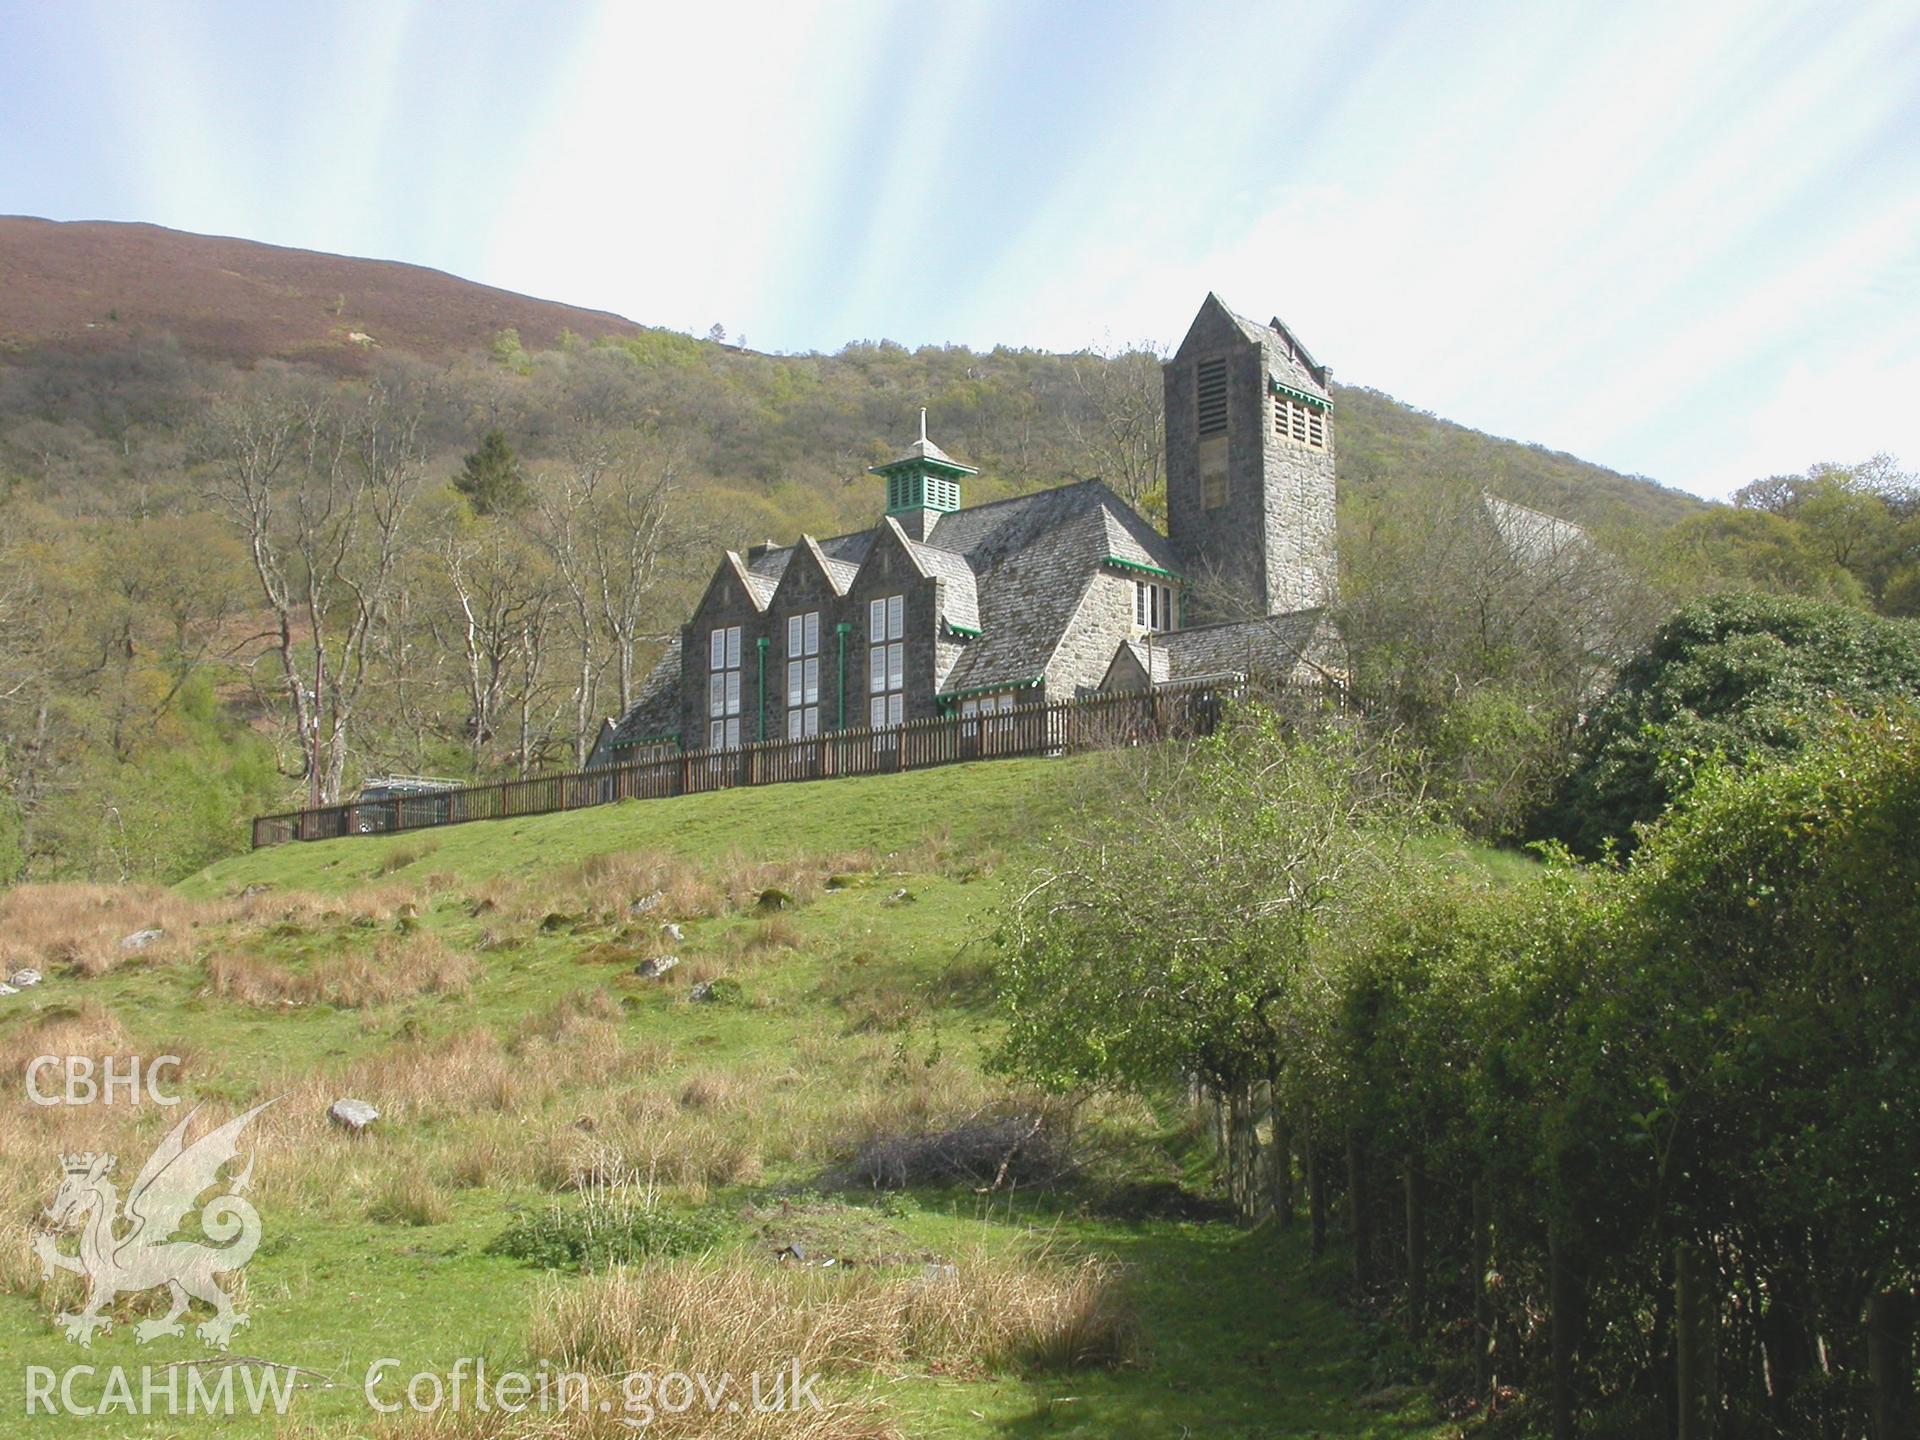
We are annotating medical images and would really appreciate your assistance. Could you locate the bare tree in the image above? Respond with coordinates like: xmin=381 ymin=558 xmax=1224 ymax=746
xmin=433 ymin=515 xmax=559 ymax=771
xmin=203 ymin=379 xmax=431 ymax=804
xmin=1067 ymin=341 xmax=1167 ymax=520
xmin=532 ymin=427 xmax=689 ymax=764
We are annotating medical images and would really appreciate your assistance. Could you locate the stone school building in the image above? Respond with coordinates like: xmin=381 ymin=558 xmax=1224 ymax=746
xmin=588 ymin=295 xmax=1343 ymax=769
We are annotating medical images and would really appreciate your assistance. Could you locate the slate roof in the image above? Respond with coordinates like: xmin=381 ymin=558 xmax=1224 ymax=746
xmin=1482 ymin=493 xmax=1590 ymax=569
xmin=679 ymin=479 xmax=1180 ymax=697
xmin=1219 ymin=297 xmax=1330 ymax=403
xmin=1154 ymin=608 xmax=1329 ymax=681
xmin=902 ymin=537 xmax=981 ymax=633
xmin=603 ymin=634 xmax=683 ymax=751
xmin=924 ymin=480 xmax=1182 ymax=694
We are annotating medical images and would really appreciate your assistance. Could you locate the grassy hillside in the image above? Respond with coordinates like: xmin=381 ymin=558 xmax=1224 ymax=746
xmin=0 ymin=755 xmax=1486 ymax=1438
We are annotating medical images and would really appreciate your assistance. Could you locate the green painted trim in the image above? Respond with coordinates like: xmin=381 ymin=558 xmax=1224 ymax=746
xmin=936 ymin=675 xmax=1043 ymax=702
xmin=867 ymin=456 xmax=979 ymax=479
xmin=1103 ymin=554 xmax=1183 ymax=582
xmin=943 ymin=621 xmax=982 ymax=638
xmin=1268 ymin=378 xmax=1331 ymax=410
xmin=612 ymin=732 xmax=678 ymax=751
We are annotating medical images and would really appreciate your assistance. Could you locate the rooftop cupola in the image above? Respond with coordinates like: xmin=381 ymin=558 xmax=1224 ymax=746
xmin=869 ymin=409 xmax=978 ymax=540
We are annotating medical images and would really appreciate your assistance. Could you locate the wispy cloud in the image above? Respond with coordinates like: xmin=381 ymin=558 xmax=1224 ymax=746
xmin=2 ymin=0 xmax=1915 ymax=497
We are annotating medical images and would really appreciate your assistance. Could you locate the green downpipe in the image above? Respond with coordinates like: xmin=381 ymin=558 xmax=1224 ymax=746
xmin=755 ymin=636 xmax=768 ymax=742
xmin=835 ymin=623 xmax=852 ymax=729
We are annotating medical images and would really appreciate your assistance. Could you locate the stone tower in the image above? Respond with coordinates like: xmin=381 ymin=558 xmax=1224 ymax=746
xmin=1164 ymin=294 xmax=1335 ymax=622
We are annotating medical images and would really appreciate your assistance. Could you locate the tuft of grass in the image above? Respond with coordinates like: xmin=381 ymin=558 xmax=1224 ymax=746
xmin=375 ymin=840 xmax=438 ymax=876
xmin=487 ymin=1197 xmax=730 ymax=1272
xmin=206 ymin=932 xmax=478 ymax=1009
xmin=367 ymin=1173 xmax=453 ymax=1226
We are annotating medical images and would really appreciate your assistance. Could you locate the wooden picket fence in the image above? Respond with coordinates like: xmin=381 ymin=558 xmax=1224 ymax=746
xmin=250 ymin=677 xmax=1336 ymax=848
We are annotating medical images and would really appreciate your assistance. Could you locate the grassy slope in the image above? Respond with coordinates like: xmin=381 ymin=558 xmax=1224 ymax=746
xmin=2 ymin=755 xmax=1479 ymax=1439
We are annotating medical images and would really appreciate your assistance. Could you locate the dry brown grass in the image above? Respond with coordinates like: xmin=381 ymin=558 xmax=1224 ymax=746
xmin=205 ymin=933 xmax=478 ymax=1010
xmin=532 ymin=1245 xmax=1137 ymax=1387
xmin=367 ymin=1171 xmax=453 ymax=1226
xmin=0 ymin=883 xmax=217 ymax=976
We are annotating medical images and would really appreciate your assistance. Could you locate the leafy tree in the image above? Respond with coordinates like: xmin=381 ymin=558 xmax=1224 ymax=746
xmin=454 ymin=428 xmax=529 ymax=515
xmin=995 ymin=710 xmax=1420 ymax=1209
xmin=1546 ymin=591 xmax=1920 ymax=856
xmin=1733 ymin=453 xmax=1918 ymax=608
xmin=1651 ymin=505 xmax=1865 ymax=606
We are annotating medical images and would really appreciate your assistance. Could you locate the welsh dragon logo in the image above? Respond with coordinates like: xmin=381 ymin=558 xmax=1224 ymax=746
xmin=33 ymin=1100 xmax=276 ymax=1348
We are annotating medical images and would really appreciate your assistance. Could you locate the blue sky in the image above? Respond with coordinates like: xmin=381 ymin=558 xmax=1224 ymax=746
xmin=4 ymin=0 xmax=1918 ymax=499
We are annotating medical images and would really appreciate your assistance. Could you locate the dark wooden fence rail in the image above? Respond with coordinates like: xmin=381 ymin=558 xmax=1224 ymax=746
xmin=251 ymin=677 xmax=1328 ymax=848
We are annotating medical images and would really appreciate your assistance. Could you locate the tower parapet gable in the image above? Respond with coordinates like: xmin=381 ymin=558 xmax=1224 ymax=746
xmin=1164 ymin=295 xmax=1336 ymax=622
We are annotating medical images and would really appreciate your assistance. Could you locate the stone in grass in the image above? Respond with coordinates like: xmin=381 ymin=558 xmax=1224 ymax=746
xmin=121 ymin=928 xmax=165 ymax=952
xmin=629 ymin=891 xmax=664 ymax=915
xmin=756 ymin=888 xmax=793 ymax=912
xmin=660 ymin=922 xmax=685 ymax=943
xmin=0 ymin=984 xmax=17 ymax=998
xmin=634 ymin=955 xmax=679 ymax=980
xmin=10 ymin=969 xmax=43 ymax=988
xmin=885 ymin=888 xmax=914 ymax=905
xmin=329 ymin=1099 xmax=380 ymax=1132
xmin=689 ymin=978 xmax=741 ymax=1005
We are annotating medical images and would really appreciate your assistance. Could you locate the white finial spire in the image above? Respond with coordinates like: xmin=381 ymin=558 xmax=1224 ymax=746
xmin=918 ymin=407 xmax=927 ymax=443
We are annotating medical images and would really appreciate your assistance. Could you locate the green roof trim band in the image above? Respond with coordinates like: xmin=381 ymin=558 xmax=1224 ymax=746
xmin=613 ymin=732 xmax=679 ymax=750
xmin=936 ymin=675 xmax=1043 ymax=702
xmin=943 ymin=621 xmax=982 ymax=638
xmin=1103 ymin=555 xmax=1182 ymax=581
xmin=1269 ymin=379 xmax=1331 ymax=411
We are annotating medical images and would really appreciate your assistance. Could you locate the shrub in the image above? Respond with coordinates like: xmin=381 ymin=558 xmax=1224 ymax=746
xmin=1547 ymin=591 xmax=1920 ymax=855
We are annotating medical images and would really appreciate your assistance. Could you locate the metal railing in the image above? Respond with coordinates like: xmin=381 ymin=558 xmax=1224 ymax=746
xmin=250 ymin=677 xmax=1331 ymax=848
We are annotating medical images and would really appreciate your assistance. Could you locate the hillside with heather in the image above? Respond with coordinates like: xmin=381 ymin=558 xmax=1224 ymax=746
xmin=0 ymin=216 xmax=647 ymax=372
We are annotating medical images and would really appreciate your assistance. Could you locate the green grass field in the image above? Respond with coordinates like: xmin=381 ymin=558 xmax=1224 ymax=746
xmin=0 ymin=755 xmax=1477 ymax=1439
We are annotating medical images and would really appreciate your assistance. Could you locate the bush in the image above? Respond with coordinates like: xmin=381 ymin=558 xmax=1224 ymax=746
xmin=1547 ymin=591 xmax=1920 ymax=855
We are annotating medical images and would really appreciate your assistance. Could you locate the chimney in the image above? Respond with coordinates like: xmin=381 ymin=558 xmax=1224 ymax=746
xmin=745 ymin=539 xmax=777 ymax=562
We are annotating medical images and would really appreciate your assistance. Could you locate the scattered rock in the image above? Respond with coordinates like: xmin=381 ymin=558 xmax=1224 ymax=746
xmin=774 ymin=1241 xmax=809 ymax=1264
xmin=328 ymin=1099 xmax=380 ymax=1133
xmin=9 ymin=969 xmax=43 ymax=988
xmin=539 ymin=912 xmax=576 ymax=934
xmin=690 ymin=978 xmax=741 ymax=1005
xmin=660 ymin=922 xmax=685 ymax=943
xmin=629 ymin=891 xmax=664 ymax=915
xmin=0 ymin=984 xmax=17 ymax=998
xmin=885 ymin=888 xmax=914 ymax=905
xmin=239 ymin=883 xmax=273 ymax=899
xmin=824 ymin=874 xmax=856 ymax=891
xmin=918 ymin=1262 xmax=959 ymax=1285
xmin=120 ymin=928 xmax=164 ymax=952
xmin=634 ymin=955 xmax=679 ymax=980
xmin=756 ymin=888 xmax=793 ymax=912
